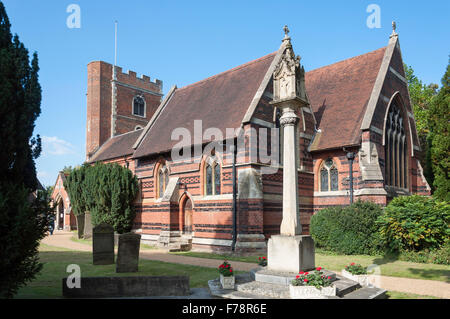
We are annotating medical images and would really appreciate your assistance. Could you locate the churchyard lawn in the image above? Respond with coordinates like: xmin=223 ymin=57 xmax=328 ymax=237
xmin=170 ymin=249 xmax=450 ymax=283
xmin=14 ymin=244 xmax=234 ymax=299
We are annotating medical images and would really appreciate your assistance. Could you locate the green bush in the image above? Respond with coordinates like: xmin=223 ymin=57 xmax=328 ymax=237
xmin=398 ymin=241 xmax=450 ymax=265
xmin=64 ymin=163 xmax=139 ymax=234
xmin=377 ymin=195 xmax=450 ymax=252
xmin=310 ymin=201 xmax=383 ymax=255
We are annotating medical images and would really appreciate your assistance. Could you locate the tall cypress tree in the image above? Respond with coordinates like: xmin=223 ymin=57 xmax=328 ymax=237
xmin=0 ymin=1 xmax=52 ymax=298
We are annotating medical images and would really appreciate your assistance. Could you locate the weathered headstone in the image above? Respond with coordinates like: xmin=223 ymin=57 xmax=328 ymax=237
xmin=92 ymin=223 xmax=114 ymax=265
xmin=116 ymin=232 xmax=141 ymax=273
xmin=76 ymin=213 xmax=85 ymax=239
xmin=83 ymin=211 xmax=92 ymax=239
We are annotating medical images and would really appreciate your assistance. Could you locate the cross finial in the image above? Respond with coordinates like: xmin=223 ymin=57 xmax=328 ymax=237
xmin=390 ymin=21 xmax=398 ymax=38
xmin=283 ymin=25 xmax=290 ymax=38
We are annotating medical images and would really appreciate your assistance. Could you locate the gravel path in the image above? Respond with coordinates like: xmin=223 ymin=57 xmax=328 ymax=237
xmin=41 ymin=230 xmax=450 ymax=299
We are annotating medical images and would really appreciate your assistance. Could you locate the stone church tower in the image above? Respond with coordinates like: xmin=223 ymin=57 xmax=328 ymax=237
xmin=85 ymin=61 xmax=163 ymax=160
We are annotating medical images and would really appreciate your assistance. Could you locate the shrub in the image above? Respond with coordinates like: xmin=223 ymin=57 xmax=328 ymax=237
xmin=64 ymin=163 xmax=139 ymax=234
xmin=377 ymin=195 xmax=450 ymax=252
xmin=310 ymin=201 xmax=383 ymax=255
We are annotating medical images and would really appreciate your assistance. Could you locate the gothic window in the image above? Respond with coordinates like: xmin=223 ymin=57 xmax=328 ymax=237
xmin=204 ymin=156 xmax=221 ymax=196
xmin=319 ymin=158 xmax=339 ymax=192
xmin=133 ymin=95 xmax=145 ymax=117
xmin=385 ymin=103 xmax=407 ymax=188
xmin=156 ymin=164 xmax=169 ymax=198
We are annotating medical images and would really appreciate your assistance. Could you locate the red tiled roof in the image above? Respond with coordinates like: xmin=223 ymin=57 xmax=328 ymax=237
xmin=88 ymin=129 xmax=142 ymax=163
xmin=132 ymin=52 xmax=277 ymax=158
xmin=306 ymin=47 xmax=386 ymax=151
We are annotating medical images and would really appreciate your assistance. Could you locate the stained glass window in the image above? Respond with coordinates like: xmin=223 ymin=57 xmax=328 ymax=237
xmin=330 ymin=167 xmax=338 ymax=191
xmin=206 ymin=164 xmax=213 ymax=195
xmin=214 ymin=164 xmax=221 ymax=195
xmin=159 ymin=169 xmax=164 ymax=198
xmin=385 ymin=103 xmax=407 ymax=188
xmin=320 ymin=168 xmax=328 ymax=192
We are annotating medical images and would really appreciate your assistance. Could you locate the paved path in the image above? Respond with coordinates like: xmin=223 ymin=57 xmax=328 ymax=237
xmin=42 ymin=230 xmax=450 ymax=299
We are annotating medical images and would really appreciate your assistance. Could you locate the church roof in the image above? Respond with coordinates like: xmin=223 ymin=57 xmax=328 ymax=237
xmin=88 ymin=43 xmax=390 ymax=162
xmin=132 ymin=51 xmax=277 ymax=158
xmin=88 ymin=129 xmax=142 ymax=162
xmin=306 ymin=47 xmax=386 ymax=151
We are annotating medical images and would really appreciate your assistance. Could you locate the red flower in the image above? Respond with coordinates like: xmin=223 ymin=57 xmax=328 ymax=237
xmin=304 ymin=272 xmax=309 ymax=275
xmin=316 ymin=267 xmax=322 ymax=271
xmin=299 ymin=271 xmax=304 ymax=275
xmin=219 ymin=265 xmax=223 ymax=268
xmin=263 ymin=257 xmax=266 ymax=259
xmin=328 ymin=276 xmax=332 ymax=279
xmin=229 ymin=269 xmax=232 ymax=272
xmin=351 ymin=263 xmax=355 ymax=266
xmin=226 ymin=264 xmax=229 ymax=268
xmin=259 ymin=257 xmax=261 ymax=260
xmin=296 ymin=275 xmax=300 ymax=279
xmin=303 ymin=279 xmax=309 ymax=282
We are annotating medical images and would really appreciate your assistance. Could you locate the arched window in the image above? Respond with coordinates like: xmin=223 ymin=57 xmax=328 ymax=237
xmin=319 ymin=158 xmax=339 ymax=192
xmin=156 ymin=164 xmax=169 ymax=198
xmin=204 ymin=156 xmax=221 ymax=196
xmin=133 ymin=95 xmax=145 ymax=117
xmin=385 ymin=102 xmax=407 ymax=188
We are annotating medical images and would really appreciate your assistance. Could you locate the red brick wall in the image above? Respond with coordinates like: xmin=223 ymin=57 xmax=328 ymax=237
xmin=86 ymin=61 xmax=162 ymax=159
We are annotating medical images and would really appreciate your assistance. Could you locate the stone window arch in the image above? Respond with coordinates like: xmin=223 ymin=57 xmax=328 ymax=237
xmin=384 ymin=101 xmax=407 ymax=188
xmin=204 ymin=155 xmax=221 ymax=196
xmin=132 ymin=95 xmax=146 ymax=117
xmin=319 ymin=158 xmax=339 ymax=192
xmin=155 ymin=162 xmax=169 ymax=198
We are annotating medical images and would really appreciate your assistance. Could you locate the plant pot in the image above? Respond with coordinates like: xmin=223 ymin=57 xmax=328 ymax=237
xmin=220 ymin=274 xmax=235 ymax=289
xmin=341 ymin=269 xmax=370 ymax=287
xmin=289 ymin=284 xmax=336 ymax=299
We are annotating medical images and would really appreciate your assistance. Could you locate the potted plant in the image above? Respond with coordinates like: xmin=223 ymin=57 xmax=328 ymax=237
xmin=289 ymin=267 xmax=336 ymax=299
xmin=218 ymin=261 xmax=235 ymax=289
xmin=258 ymin=256 xmax=267 ymax=267
xmin=341 ymin=263 xmax=369 ymax=287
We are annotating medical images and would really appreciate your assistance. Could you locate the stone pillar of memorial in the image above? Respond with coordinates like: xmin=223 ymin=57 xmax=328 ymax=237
xmin=268 ymin=26 xmax=315 ymax=273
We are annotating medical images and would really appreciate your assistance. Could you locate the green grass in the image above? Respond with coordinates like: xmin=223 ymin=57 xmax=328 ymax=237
xmin=386 ymin=291 xmax=438 ymax=299
xmin=171 ymin=249 xmax=450 ymax=283
xmin=14 ymin=244 xmax=232 ymax=299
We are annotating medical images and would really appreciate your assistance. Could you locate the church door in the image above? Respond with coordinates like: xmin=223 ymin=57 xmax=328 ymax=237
xmin=58 ymin=201 xmax=64 ymax=230
xmin=183 ymin=198 xmax=193 ymax=236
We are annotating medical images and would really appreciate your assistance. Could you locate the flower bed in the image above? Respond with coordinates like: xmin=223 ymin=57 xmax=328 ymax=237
xmin=258 ymin=256 xmax=267 ymax=267
xmin=290 ymin=267 xmax=336 ymax=299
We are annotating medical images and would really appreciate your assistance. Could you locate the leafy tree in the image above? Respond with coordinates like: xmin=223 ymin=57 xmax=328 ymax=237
xmin=0 ymin=2 xmax=52 ymax=298
xmin=404 ymin=64 xmax=438 ymax=188
xmin=429 ymin=59 xmax=450 ymax=201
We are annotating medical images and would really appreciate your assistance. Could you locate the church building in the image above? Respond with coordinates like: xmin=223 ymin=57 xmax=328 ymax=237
xmin=56 ymin=26 xmax=431 ymax=252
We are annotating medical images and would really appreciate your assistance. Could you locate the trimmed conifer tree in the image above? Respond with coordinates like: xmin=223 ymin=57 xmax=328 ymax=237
xmin=0 ymin=1 xmax=52 ymax=298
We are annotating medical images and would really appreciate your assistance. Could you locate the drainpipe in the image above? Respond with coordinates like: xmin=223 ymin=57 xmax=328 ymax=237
xmin=346 ymin=151 xmax=355 ymax=204
xmin=231 ymin=144 xmax=237 ymax=252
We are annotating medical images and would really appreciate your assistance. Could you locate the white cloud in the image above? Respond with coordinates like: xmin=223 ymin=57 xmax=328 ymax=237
xmin=42 ymin=136 xmax=77 ymax=156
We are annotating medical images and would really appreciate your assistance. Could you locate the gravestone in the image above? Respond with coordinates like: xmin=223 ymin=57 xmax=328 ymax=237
xmin=116 ymin=232 xmax=141 ymax=273
xmin=92 ymin=223 xmax=114 ymax=265
xmin=83 ymin=211 xmax=93 ymax=239
xmin=76 ymin=213 xmax=85 ymax=239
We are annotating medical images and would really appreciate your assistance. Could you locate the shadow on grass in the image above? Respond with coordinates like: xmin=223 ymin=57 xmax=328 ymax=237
xmin=406 ymin=268 xmax=450 ymax=283
xmin=15 ymin=248 xmax=223 ymax=299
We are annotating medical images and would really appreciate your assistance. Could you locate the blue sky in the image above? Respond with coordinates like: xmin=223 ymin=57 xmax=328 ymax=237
xmin=2 ymin=0 xmax=449 ymax=187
